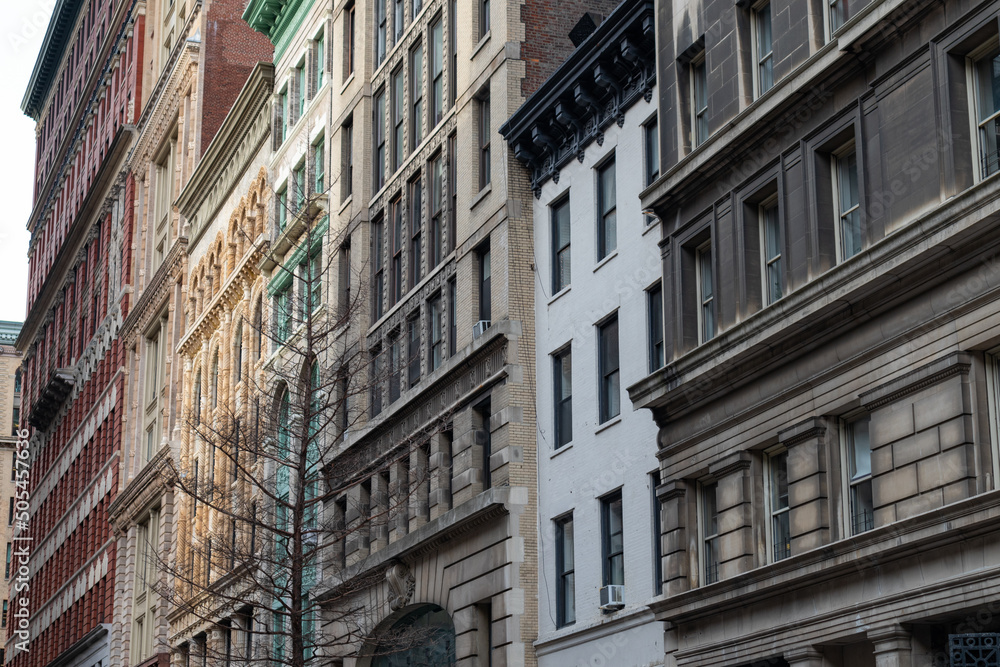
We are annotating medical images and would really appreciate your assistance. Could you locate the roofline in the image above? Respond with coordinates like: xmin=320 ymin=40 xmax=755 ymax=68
xmin=22 ymin=0 xmax=83 ymax=120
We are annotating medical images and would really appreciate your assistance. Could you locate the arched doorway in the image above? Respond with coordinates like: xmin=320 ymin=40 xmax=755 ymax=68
xmin=370 ymin=604 xmax=457 ymax=667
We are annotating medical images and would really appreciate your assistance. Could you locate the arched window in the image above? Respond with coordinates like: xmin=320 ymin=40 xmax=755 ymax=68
xmin=371 ymin=605 xmax=457 ymax=667
xmin=233 ymin=319 xmax=244 ymax=385
xmin=210 ymin=351 xmax=220 ymax=410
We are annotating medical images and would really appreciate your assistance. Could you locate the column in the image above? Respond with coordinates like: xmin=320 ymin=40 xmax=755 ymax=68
xmin=870 ymin=626 xmax=912 ymax=667
xmin=779 ymin=417 xmax=830 ymax=554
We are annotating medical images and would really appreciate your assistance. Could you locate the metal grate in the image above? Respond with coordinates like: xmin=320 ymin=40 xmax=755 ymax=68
xmin=950 ymin=633 xmax=1000 ymax=667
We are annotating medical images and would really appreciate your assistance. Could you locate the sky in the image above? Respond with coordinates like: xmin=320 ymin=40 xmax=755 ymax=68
xmin=0 ymin=0 xmax=55 ymax=324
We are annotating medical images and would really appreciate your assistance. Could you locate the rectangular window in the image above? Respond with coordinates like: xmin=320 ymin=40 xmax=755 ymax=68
xmin=315 ymin=31 xmax=325 ymax=89
xmin=845 ymin=416 xmax=873 ymax=534
xmin=601 ymin=491 xmax=624 ymax=586
xmin=411 ymin=43 xmax=424 ymax=149
xmin=342 ymin=119 xmax=353 ymax=201
xmin=393 ymin=0 xmax=404 ymax=43
xmin=597 ymin=159 xmax=617 ymax=260
xmin=754 ymin=2 xmax=773 ymax=96
xmin=409 ymin=177 xmax=423 ymax=288
xmin=429 ymin=294 xmax=443 ymax=371
xmin=430 ymin=153 xmax=444 ymax=268
xmin=448 ymin=278 xmax=457 ymax=355
xmin=5 ymin=543 xmax=11 ymax=579
xmin=338 ymin=241 xmax=352 ymax=318
xmin=974 ymin=44 xmax=1000 ymax=179
xmin=392 ymin=68 xmax=405 ymax=171
xmin=700 ymin=481 xmax=719 ymax=585
xmin=390 ymin=196 xmax=404 ymax=304
xmin=553 ymin=347 xmax=572 ymax=448
xmin=479 ymin=0 xmax=490 ymax=38
xmin=447 ymin=132 xmax=457 ymax=253
xmin=478 ymin=92 xmax=491 ymax=190
xmin=372 ymin=216 xmax=385 ymax=319
xmin=555 ymin=514 xmax=575 ymax=627
xmin=389 ymin=334 xmax=402 ymax=403
xmin=293 ymin=162 xmax=306 ymax=212
xmin=651 ymin=470 xmax=663 ymax=595
xmin=691 ymin=55 xmax=708 ymax=147
xmin=551 ymin=197 xmax=571 ymax=293
xmin=413 ymin=0 xmax=423 ymax=18
xmin=370 ymin=347 xmax=384 ymax=416
xmin=313 ymin=137 xmax=325 ymax=194
xmin=374 ymin=89 xmax=386 ymax=190
xmin=760 ymin=198 xmax=782 ymax=304
xmin=375 ymin=0 xmax=387 ymax=67
xmin=767 ymin=449 xmax=790 ymax=562
xmin=478 ymin=243 xmax=491 ymax=322
xmin=835 ymin=148 xmax=861 ymax=261
xmin=308 ymin=249 xmax=322 ymax=313
xmin=696 ymin=241 xmax=715 ymax=342
xmin=276 ymin=285 xmax=292 ymax=343
xmin=648 ymin=283 xmax=664 ymax=372
xmin=645 ymin=118 xmax=660 ymax=186
xmin=407 ymin=313 xmax=420 ymax=387
xmin=431 ymin=18 xmax=444 ymax=126
xmin=346 ymin=3 xmax=356 ymax=78
xmin=598 ymin=315 xmax=620 ymax=423
xmin=277 ymin=86 xmax=288 ymax=146
xmin=449 ymin=0 xmax=457 ymax=108
xmin=297 ymin=60 xmax=306 ymax=119
xmin=828 ymin=0 xmax=846 ymax=35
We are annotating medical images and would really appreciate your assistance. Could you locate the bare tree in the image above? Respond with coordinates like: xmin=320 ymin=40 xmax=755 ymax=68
xmin=152 ymin=170 xmax=455 ymax=667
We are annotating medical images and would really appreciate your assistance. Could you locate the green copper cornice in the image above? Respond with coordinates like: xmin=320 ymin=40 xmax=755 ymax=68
xmin=243 ymin=0 xmax=314 ymax=61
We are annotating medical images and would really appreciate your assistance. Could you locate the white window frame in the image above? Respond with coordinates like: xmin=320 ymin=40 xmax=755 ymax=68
xmin=696 ymin=240 xmax=715 ymax=343
xmin=840 ymin=414 xmax=873 ymax=536
xmin=697 ymin=479 xmax=719 ymax=586
xmin=968 ymin=39 xmax=1000 ymax=182
xmin=751 ymin=0 xmax=773 ymax=98
xmin=690 ymin=52 xmax=708 ymax=148
xmin=759 ymin=195 xmax=781 ymax=305
xmin=764 ymin=446 xmax=790 ymax=563
xmin=832 ymin=142 xmax=861 ymax=262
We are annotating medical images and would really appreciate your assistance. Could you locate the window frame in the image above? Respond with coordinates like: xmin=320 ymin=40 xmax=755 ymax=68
xmin=600 ymin=490 xmax=625 ymax=587
xmin=552 ymin=345 xmax=572 ymax=449
xmin=647 ymin=282 xmax=664 ymax=372
xmin=597 ymin=313 xmax=620 ymax=424
xmin=478 ymin=90 xmax=491 ymax=191
xmin=410 ymin=41 xmax=425 ymax=150
xmin=374 ymin=88 xmax=386 ymax=191
xmin=391 ymin=67 xmax=405 ymax=171
xmin=690 ymin=53 xmax=708 ymax=147
xmin=554 ymin=513 xmax=576 ymax=627
xmin=833 ymin=143 xmax=862 ymax=262
xmin=551 ymin=195 xmax=571 ymax=293
xmin=970 ymin=39 xmax=1000 ymax=181
xmin=752 ymin=0 xmax=774 ymax=98
xmin=759 ymin=195 xmax=782 ymax=305
xmin=696 ymin=240 xmax=715 ymax=343
xmin=842 ymin=415 xmax=873 ymax=535
xmin=431 ymin=17 xmax=445 ymax=127
xmin=698 ymin=480 xmax=719 ymax=585
xmin=596 ymin=157 xmax=617 ymax=260
xmin=764 ymin=447 xmax=791 ymax=563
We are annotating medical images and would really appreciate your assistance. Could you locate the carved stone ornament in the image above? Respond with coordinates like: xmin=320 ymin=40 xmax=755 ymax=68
xmin=386 ymin=561 xmax=416 ymax=611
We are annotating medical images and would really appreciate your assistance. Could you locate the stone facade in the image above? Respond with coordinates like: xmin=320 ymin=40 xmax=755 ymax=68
xmin=632 ymin=0 xmax=1000 ymax=664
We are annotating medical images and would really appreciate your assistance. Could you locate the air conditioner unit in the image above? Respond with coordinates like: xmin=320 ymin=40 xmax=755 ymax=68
xmin=599 ymin=584 xmax=625 ymax=611
xmin=472 ymin=320 xmax=491 ymax=339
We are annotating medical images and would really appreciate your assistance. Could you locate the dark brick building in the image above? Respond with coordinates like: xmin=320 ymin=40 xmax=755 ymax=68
xmin=632 ymin=0 xmax=1000 ymax=664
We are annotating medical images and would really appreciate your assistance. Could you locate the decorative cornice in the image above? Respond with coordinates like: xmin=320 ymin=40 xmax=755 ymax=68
xmin=859 ymin=351 xmax=972 ymax=410
xmin=708 ymin=451 xmax=752 ymax=478
xmin=777 ymin=417 xmax=828 ymax=448
xmin=108 ymin=442 xmax=177 ymax=531
xmin=499 ymin=0 xmax=655 ymax=197
xmin=21 ymin=0 xmax=84 ymax=118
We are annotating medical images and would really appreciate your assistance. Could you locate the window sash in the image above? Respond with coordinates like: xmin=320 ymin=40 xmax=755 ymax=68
xmin=431 ymin=19 xmax=444 ymax=125
xmin=411 ymin=44 xmax=424 ymax=148
xmin=761 ymin=202 xmax=782 ymax=304
xmin=767 ymin=450 xmax=790 ymax=561
xmin=553 ymin=349 xmax=572 ymax=448
xmin=479 ymin=94 xmax=492 ymax=189
xmin=697 ymin=242 xmax=715 ymax=342
xmin=701 ymin=481 xmax=719 ymax=585
xmin=601 ymin=493 xmax=624 ymax=586
xmin=552 ymin=198 xmax=571 ymax=293
xmin=836 ymin=150 xmax=861 ymax=260
xmin=754 ymin=3 xmax=773 ymax=96
xmin=648 ymin=284 xmax=664 ymax=372
xmin=846 ymin=417 xmax=873 ymax=534
xmin=597 ymin=160 xmax=617 ymax=259
xmin=691 ymin=58 xmax=708 ymax=146
xmin=555 ymin=516 xmax=575 ymax=627
xmin=598 ymin=316 xmax=620 ymax=423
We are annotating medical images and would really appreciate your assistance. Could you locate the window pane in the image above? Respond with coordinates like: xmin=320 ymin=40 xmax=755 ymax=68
xmin=770 ymin=451 xmax=788 ymax=510
xmin=849 ymin=418 xmax=871 ymax=479
xmin=838 ymin=152 xmax=861 ymax=259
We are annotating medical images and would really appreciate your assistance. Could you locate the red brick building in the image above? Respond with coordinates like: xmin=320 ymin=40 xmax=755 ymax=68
xmin=12 ymin=1 xmax=144 ymax=666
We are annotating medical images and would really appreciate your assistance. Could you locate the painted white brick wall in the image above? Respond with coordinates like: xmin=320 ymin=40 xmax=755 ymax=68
xmin=533 ymin=87 xmax=664 ymax=666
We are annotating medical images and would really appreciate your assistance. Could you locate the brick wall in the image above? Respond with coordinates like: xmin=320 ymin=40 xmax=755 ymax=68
xmin=199 ymin=0 xmax=274 ymax=151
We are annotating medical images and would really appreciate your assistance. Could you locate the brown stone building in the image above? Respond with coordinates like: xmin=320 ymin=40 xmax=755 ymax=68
xmin=632 ymin=0 xmax=1000 ymax=664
